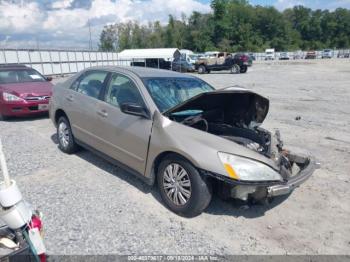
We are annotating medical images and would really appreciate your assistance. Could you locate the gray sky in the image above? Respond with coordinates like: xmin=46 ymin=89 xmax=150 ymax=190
xmin=1 ymin=0 xmax=349 ymax=50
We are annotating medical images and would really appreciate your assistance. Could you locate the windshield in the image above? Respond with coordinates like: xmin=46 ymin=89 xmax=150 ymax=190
xmin=143 ymin=77 xmax=214 ymax=112
xmin=0 ymin=69 xmax=46 ymax=84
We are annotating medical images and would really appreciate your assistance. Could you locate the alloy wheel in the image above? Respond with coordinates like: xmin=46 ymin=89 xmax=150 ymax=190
xmin=163 ymin=163 xmax=192 ymax=206
xmin=58 ymin=122 xmax=70 ymax=148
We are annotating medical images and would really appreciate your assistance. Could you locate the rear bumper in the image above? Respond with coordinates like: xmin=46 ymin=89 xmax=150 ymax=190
xmin=267 ymin=157 xmax=317 ymax=197
xmin=0 ymin=100 xmax=49 ymax=117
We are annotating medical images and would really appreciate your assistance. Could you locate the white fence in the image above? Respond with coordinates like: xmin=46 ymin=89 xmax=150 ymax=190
xmin=0 ymin=49 xmax=131 ymax=76
xmin=1 ymin=48 xmax=349 ymax=76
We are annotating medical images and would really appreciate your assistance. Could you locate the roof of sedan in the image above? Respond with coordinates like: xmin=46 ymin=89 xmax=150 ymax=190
xmin=0 ymin=64 xmax=30 ymax=70
xmin=93 ymin=66 xmax=195 ymax=78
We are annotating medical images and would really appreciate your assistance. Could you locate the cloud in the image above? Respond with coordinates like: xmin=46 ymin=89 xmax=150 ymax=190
xmin=1 ymin=0 xmax=349 ymax=49
xmin=0 ymin=1 xmax=45 ymax=33
xmin=0 ymin=0 xmax=210 ymax=49
xmin=51 ymin=0 xmax=75 ymax=9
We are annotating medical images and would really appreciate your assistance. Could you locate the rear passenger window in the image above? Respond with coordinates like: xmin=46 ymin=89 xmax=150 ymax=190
xmin=105 ymin=73 xmax=143 ymax=107
xmin=74 ymin=71 xmax=108 ymax=99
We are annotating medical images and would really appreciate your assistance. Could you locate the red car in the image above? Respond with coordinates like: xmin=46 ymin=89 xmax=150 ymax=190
xmin=0 ymin=65 xmax=53 ymax=120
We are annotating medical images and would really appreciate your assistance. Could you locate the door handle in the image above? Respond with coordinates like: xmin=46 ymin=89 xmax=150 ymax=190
xmin=97 ymin=109 xmax=108 ymax=118
xmin=66 ymin=95 xmax=74 ymax=102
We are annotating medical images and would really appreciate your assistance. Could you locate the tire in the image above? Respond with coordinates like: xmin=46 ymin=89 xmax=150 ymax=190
xmin=197 ymin=65 xmax=206 ymax=74
xmin=57 ymin=116 xmax=78 ymax=154
xmin=240 ymin=65 xmax=248 ymax=73
xmin=0 ymin=112 xmax=8 ymax=121
xmin=230 ymin=64 xmax=240 ymax=74
xmin=157 ymin=154 xmax=212 ymax=217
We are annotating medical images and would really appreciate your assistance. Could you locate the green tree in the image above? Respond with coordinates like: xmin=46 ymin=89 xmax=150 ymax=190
xmin=99 ymin=1 xmax=350 ymax=52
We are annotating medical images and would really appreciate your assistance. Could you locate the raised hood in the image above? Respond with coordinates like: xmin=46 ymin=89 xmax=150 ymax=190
xmin=164 ymin=88 xmax=269 ymax=127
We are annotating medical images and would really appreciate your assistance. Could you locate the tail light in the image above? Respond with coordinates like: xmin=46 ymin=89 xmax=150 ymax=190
xmin=31 ymin=215 xmax=43 ymax=233
xmin=30 ymin=213 xmax=46 ymax=262
xmin=240 ymin=55 xmax=248 ymax=62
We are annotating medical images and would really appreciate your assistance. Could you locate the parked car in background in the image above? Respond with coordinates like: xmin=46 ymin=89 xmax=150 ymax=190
xmin=293 ymin=50 xmax=304 ymax=59
xmin=195 ymin=52 xmax=249 ymax=74
xmin=265 ymin=48 xmax=275 ymax=60
xmin=0 ymin=64 xmax=53 ymax=120
xmin=322 ymin=49 xmax=333 ymax=59
xmin=279 ymin=52 xmax=290 ymax=60
xmin=305 ymin=51 xmax=316 ymax=59
xmin=187 ymin=54 xmax=204 ymax=64
xmin=50 ymin=66 xmax=316 ymax=217
xmin=248 ymin=52 xmax=256 ymax=61
xmin=171 ymin=58 xmax=195 ymax=72
xmin=243 ymin=53 xmax=253 ymax=66
xmin=337 ymin=50 xmax=350 ymax=58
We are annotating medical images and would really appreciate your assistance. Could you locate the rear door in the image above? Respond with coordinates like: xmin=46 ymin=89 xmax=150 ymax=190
xmin=63 ymin=70 xmax=109 ymax=147
xmin=93 ymin=72 xmax=153 ymax=175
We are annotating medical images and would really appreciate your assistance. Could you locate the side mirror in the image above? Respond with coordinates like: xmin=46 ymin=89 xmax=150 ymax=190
xmin=120 ymin=103 xmax=150 ymax=119
xmin=46 ymin=76 xmax=53 ymax=82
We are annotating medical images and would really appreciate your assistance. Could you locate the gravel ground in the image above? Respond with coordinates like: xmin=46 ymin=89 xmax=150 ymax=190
xmin=0 ymin=59 xmax=349 ymax=255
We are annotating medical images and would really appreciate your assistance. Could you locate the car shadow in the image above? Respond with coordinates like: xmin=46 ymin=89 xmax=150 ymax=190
xmin=2 ymin=113 xmax=49 ymax=122
xmin=50 ymin=133 xmax=156 ymax=197
xmin=50 ymin=132 xmax=291 ymax=219
xmin=205 ymin=193 xmax=291 ymax=218
xmin=191 ymin=71 xmax=241 ymax=75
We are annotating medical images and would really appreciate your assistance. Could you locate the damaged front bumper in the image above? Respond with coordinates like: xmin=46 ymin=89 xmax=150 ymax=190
xmin=204 ymin=153 xmax=318 ymax=201
xmin=267 ymin=156 xmax=317 ymax=197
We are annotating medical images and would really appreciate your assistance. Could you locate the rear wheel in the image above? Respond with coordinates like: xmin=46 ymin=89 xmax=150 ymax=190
xmin=197 ymin=65 xmax=206 ymax=74
xmin=230 ymin=64 xmax=240 ymax=74
xmin=157 ymin=154 xmax=212 ymax=217
xmin=240 ymin=65 xmax=248 ymax=73
xmin=57 ymin=116 xmax=78 ymax=154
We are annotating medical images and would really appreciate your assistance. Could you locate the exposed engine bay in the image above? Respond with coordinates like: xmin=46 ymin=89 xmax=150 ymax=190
xmin=178 ymin=112 xmax=273 ymax=155
xmin=170 ymin=109 xmax=279 ymax=156
xmin=164 ymin=89 xmax=316 ymax=202
xmin=166 ymin=90 xmax=303 ymax=182
xmin=167 ymin=91 xmax=277 ymax=156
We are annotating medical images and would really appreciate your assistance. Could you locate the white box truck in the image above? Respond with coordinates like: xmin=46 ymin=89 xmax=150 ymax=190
xmin=265 ymin=48 xmax=275 ymax=60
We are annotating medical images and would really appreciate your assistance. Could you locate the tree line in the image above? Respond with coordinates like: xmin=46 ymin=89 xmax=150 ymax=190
xmin=99 ymin=0 xmax=350 ymax=52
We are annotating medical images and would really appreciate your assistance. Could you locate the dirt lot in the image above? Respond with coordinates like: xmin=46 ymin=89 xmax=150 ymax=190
xmin=0 ymin=59 xmax=349 ymax=255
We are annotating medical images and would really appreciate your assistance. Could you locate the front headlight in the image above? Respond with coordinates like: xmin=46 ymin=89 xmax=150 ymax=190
xmin=3 ymin=92 xmax=23 ymax=101
xmin=218 ymin=152 xmax=283 ymax=182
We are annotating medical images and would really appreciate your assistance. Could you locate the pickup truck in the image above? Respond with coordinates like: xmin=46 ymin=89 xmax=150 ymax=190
xmin=195 ymin=52 xmax=249 ymax=74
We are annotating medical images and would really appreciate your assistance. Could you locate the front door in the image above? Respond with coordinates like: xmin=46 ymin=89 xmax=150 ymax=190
xmin=94 ymin=72 xmax=153 ymax=175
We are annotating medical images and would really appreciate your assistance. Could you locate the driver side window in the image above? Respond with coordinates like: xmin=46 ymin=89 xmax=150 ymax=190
xmin=105 ymin=73 xmax=143 ymax=108
xmin=71 ymin=71 xmax=108 ymax=99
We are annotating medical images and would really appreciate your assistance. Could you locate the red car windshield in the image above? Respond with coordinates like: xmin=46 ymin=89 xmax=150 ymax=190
xmin=0 ymin=69 xmax=46 ymax=84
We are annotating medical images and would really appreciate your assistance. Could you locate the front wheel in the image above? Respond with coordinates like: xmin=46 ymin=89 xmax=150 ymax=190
xmin=230 ymin=64 xmax=240 ymax=74
xmin=197 ymin=65 xmax=206 ymax=74
xmin=157 ymin=154 xmax=212 ymax=217
xmin=57 ymin=116 xmax=78 ymax=154
xmin=240 ymin=65 xmax=248 ymax=73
